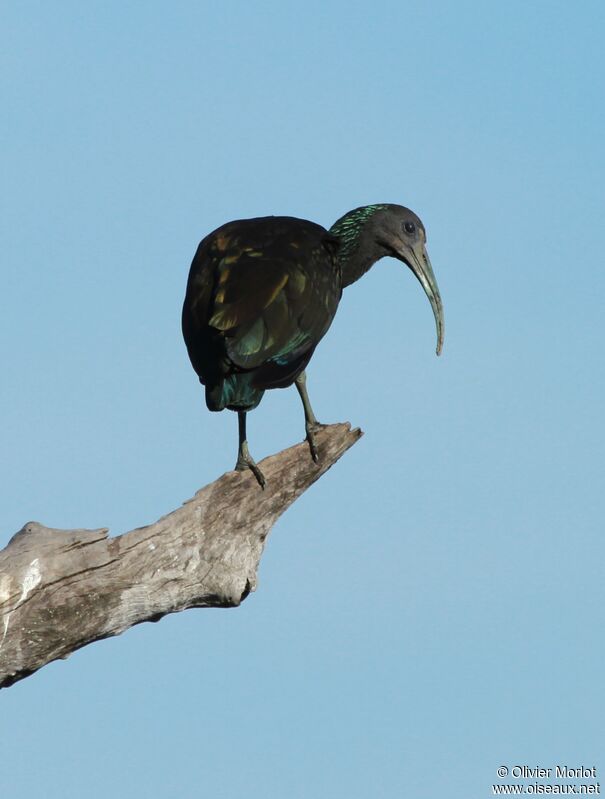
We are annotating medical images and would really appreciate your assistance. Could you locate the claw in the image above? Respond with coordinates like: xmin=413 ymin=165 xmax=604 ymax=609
xmin=236 ymin=411 xmax=265 ymax=489
xmin=305 ymin=421 xmax=325 ymax=463
xmin=235 ymin=441 xmax=266 ymax=489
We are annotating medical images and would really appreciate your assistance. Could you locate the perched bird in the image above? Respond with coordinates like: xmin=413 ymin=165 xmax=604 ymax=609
xmin=182 ymin=204 xmax=444 ymax=487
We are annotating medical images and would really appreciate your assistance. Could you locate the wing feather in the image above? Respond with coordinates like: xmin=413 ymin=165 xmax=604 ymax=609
xmin=182 ymin=216 xmax=342 ymax=392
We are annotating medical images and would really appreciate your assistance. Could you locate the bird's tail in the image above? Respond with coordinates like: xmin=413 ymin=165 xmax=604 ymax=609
xmin=205 ymin=372 xmax=264 ymax=413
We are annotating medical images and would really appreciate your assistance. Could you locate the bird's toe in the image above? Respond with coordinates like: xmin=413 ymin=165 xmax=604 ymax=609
xmin=235 ymin=454 xmax=266 ymax=489
xmin=305 ymin=421 xmax=326 ymax=463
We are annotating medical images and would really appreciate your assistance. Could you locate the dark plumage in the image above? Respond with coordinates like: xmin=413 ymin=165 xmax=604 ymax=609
xmin=182 ymin=204 xmax=444 ymax=487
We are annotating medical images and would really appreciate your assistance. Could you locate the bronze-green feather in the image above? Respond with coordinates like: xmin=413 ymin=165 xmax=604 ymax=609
xmin=182 ymin=204 xmax=444 ymax=487
xmin=182 ymin=216 xmax=342 ymax=412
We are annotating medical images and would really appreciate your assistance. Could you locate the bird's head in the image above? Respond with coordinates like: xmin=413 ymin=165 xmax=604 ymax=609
xmin=330 ymin=204 xmax=444 ymax=355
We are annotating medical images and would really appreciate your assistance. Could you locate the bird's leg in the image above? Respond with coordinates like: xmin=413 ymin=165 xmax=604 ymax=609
xmin=235 ymin=411 xmax=265 ymax=489
xmin=295 ymin=371 xmax=324 ymax=463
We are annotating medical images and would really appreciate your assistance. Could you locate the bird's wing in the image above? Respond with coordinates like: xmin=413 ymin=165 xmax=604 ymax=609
xmin=201 ymin=219 xmax=342 ymax=372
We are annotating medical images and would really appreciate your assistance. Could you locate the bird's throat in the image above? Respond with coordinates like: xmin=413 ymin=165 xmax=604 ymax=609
xmin=329 ymin=204 xmax=388 ymax=288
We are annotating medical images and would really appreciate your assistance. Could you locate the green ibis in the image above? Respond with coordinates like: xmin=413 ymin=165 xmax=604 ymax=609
xmin=182 ymin=204 xmax=444 ymax=487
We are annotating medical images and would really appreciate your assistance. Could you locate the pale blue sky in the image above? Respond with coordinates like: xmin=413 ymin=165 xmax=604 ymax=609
xmin=1 ymin=2 xmax=604 ymax=797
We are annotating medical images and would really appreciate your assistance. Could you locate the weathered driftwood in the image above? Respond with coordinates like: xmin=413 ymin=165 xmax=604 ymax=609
xmin=0 ymin=423 xmax=361 ymax=689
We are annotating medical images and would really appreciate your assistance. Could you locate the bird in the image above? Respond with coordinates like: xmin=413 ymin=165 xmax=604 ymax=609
xmin=182 ymin=204 xmax=444 ymax=488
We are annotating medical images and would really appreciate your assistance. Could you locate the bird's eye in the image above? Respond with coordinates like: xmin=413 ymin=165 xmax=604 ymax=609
xmin=404 ymin=221 xmax=415 ymax=234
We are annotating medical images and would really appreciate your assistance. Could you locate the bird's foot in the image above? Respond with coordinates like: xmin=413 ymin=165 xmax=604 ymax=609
xmin=235 ymin=444 xmax=266 ymax=489
xmin=305 ymin=421 xmax=326 ymax=463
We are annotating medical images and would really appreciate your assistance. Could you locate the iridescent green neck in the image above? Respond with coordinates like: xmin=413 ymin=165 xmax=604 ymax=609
xmin=329 ymin=204 xmax=388 ymax=287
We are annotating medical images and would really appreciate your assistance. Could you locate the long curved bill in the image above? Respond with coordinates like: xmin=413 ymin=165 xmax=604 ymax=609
xmin=406 ymin=243 xmax=444 ymax=356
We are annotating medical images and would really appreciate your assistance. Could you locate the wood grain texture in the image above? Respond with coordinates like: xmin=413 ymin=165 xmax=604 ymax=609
xmin=0 ymin=423 xmax=361 ymax=689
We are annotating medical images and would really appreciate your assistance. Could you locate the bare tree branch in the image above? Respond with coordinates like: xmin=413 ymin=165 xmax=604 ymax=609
xmin=0 ymin=423 xmax=361 ymax=689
